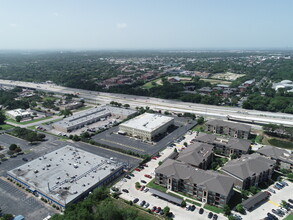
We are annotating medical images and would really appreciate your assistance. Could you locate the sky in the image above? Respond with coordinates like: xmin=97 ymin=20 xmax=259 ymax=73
xmin=0 ymin=0 xmax=292 ymax=50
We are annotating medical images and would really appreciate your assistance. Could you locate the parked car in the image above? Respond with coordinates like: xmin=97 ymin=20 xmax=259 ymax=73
xmin=199 ymin=208 xmax=204 ymax=214
xmin=144 ymin=188 xmax=149 ymax=193
xmin=122 ymin=189 xmax=129 ymax=193
xmin=125 ymin=175 xmax=131 ymax=179
xmin=213 ymin=214 xmax=218 ymax=220
xmin=267 ymin=213 xmax=278 ymax=220
xmin=140 ymin=186 xmax=145 ymax=191
xmin=129 ymin=173 xmax=134 ymax=177
xmin=141 ymin=180 xmax=147 ymax=184
xmin=265 ymin=191 xmax=271 ymax=196
xmin=139 ymin=200 xmax=146 ymax=207
xmin=159 ymin=210 xmax=164 ymax=215
xmin=155 ymin=207 xmax=161 ymax=213
xmin=152 ymin=157 xmax=157 ymax=160
xmin=151 ymin=206 xmax=157 ymax=212
xmin=281 ymin=181 xmax=288 ymax=186
xmin=133 ymin=198 xmax=139 ymax=203
xmin=190 ymin=205 xmax=195 ymax=211
xmin=268 ymin=188 xmax=276 ymax=193
xmin=22 ymin=158 xmax=28 ymax=162
xmin=144 ymin=203 xmax=150 ymax=208
xmin=288 ymin=199 xmax=293 ymax=204
xmin=186 ymin=205 xmax=190 ymax=211
xmin=135 ymin=168 xmax=141 ymax=172
xmin=144 ymin=174 xmax=152 ymax=178
xmin=208 ymin=212 xmax=213 ymax=219
xmin=272 ymin=209 xmax=281 ymax=217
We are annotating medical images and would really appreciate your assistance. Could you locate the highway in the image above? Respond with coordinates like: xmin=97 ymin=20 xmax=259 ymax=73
xmin=1 ymin=79 xmax=293 ymax=127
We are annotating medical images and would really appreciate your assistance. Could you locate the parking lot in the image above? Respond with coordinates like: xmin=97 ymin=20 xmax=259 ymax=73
xmin=115 ymin=146 xmax=226 ymax=220
xmin=239 ymin=180 xmax=293 ymax=220
xmin=92 ymin=117 xmax=196 ymax=155
xmin=0 ymin=178 xmax=57 ymax=220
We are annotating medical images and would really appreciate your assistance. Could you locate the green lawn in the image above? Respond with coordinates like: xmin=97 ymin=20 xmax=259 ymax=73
xmin=255 ymin=135 xmax=263 ymax=144
xmin=186 ymin=199 xmax=202 ymax=207
xmin=203 ymin=204 xmax=224 ymax=214
xmin=141 ymin=78 xmax=162 ymax=89
xmin=0 ymin=124 xmax=14 ymax=130
xmin=191 ymin=124 xmax=205 ymax=132
xmin=72 ymin=105 xmax=93 ymax=112
xmin=268 ymin=138 xmax=293 ymax=150
xmin=284 ymin=214 xmax=293 ymax=220
xmin=167 ymin=191 xmax=184 ymax=199
xmin=146 ymin=179 xmax=167 ymax=193
xmin=5 ymin=116 xmax=53 ymax=125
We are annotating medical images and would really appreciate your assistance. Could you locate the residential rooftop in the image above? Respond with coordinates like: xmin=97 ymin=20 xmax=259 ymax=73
xmin=257 ymin=145 xmax=293 ymax=165
xmin=120 ymin=113 xmax=174 ymax=133
xmin=156 ymin=159 xmax=234 ymax=196
xmin=206 ymin=119 xmax=251 ymax=132
xmin=222 ymin=153 xmax=275 ymax=180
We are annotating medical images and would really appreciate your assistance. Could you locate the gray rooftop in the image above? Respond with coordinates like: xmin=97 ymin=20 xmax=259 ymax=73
xmin=206 ymin=119 xmax=251 ymax=132
xmin=177 ymin=142 xmax=214 ymax=167
xmin=156 ymin=159 xmax=234 ymax=196
xmin=242 ymin=191 xmax=268 ymax=210
xmin=257 ymin=145 xmax=293 ymax=165
xmin=7 ymin=145 xmax=123 ymax=206
xmin=149 ymin=188 xmax=183 ymax=204
xmin=222 ymin=153 xmax=275 ymax=180
xmin=120 ymin=113 xmax=174 ymax=132
xmin=194 ymin=133 xmax=251 ymax=152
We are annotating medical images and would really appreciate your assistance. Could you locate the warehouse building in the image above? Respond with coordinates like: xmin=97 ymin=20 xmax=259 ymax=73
xmin=7 ymin=146 xmax=124 ymax=209
xmin=53 ymin=105 xmax=136 ymax=132
xmin=119 ymin=113 xmax=174 ymax=141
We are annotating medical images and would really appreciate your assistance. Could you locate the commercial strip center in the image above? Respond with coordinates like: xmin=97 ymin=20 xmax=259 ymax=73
xmin=7 ymin=146 xmax=124 ymax=209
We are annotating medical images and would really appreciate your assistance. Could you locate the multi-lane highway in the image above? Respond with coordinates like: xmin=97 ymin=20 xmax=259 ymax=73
xmin=1 ymin=79 xmax=293 ymax=127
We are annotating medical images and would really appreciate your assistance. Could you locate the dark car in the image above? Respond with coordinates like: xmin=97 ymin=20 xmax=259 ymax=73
xmin=125 ymin=175 xmax=131 ymax=179
xmin=190 ymin=205 xmax=195 ymax=211
xmin=129 ymin=173 xmax=134 ymax=177
xmin=267 ymin=213 xmax=278 ymax=220
xmin=213 ymin=214 xmax=218 ymax=220
xmin=288 ymin=199 xmax=293 ymax=204
xmin=22 ymin=158 xmax=28 ymax=161
xmin=208 ymin=212 xmax=213 ymax=219
xmin=155 ymin=207 xmax=161 ymax=213
xmin=139 ymin=200 xmax=146 ymax=207
xmin=141 ymin=180 xmax=147 ymax=184
xmin=199 ymin=208 xmax=204 ymax=214
xmin=122 ymin=189 xmax=129 ymax=193
xmin=159 ymin=210 xmax=164 ymax=215
xmin=133 ymin=198 xmax=139 ymax=203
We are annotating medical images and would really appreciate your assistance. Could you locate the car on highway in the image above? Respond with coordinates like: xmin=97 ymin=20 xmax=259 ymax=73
xmin=22 ymin=158 xmax=28 ymax=162
xmin=199 ymin=208 xmax=204 ymax=214
xmin=208 ymin=212 xmax=213 ymax=219
xmin=133 ymin=198 xmax=139 ymax=203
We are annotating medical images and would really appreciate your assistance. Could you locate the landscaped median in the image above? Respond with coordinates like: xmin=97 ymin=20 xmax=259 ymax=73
xmin=146 ymin=179 xmax=167 ymax=193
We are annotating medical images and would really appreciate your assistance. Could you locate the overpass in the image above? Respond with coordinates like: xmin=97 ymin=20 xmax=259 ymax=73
xmin=1 ymin=79 xmax=293 ymax=127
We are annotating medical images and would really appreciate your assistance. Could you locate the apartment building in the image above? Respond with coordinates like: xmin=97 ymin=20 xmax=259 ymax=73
xmin=205 ymin=119 xmax=251 ymax=139
xmin=257 ymin=145 xmax=293 ymax=171
xmin=155 ymin=159 xmax=234 ymax=207
xmin=221 ymin=154 xmax=276 ymax=190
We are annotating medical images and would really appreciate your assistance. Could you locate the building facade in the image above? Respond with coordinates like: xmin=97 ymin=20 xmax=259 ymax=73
xmin=221 ymin=154 xmax=275 ymax=190
xmin=119 ymin=113 xmax=174 ymax=141
xmin=205 ymin=119 xmax=251 ymax=139
xmin=155 ymin=159 xmax=234 ymax=207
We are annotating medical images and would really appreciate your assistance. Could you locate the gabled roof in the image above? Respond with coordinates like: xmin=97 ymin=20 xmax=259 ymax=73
xmin=156 ymin=159 xmax=234 ymax=196
xmin=242 ymin=191 xmax=268 ymax=210
xmin=177 ymin=142 xmax=214 ymax=167
xmin=257 ymin=145 xmax=293 ymax=165
xmin=206 ymin=119 xmax=251 ymax=132
xmin=222 ymin=154 xmax=276 ymax=180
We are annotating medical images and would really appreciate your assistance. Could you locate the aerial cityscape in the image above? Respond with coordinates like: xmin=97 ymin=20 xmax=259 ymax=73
xmin=0 ymin=1 xmax=293 ymax=220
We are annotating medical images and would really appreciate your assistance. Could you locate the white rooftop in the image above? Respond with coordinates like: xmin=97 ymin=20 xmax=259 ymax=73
xmin=8 ymin=145 xmax=123 ymax=206
xmin=6 ymin=108 xmax=30 ymax=117
xmin=120 ymin=113 xmax=174 ymax=132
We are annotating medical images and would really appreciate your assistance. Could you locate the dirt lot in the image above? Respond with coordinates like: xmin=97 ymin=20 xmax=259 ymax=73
xmin=210 ymin=72 xmax=245 ymax=81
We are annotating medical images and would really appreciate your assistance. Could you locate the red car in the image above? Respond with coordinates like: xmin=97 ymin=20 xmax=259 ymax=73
xmin=155 ymin=207 xmax=161 ymax=213
xmin=144 ymin=174 xmax=152 ymax=179
xmin=152 ymin=157 xmax=157 ymax=160
xmin=135 ymin=168 xmax=141 ymax=172
xmin=140 ymin=186 xmax=145 ymax=191
xmin=151 ymin=206 xmax=157 ymax=212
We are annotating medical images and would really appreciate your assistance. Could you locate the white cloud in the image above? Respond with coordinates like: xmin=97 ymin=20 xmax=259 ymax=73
xmin=116 ymin=23 xmax=128 ymax=29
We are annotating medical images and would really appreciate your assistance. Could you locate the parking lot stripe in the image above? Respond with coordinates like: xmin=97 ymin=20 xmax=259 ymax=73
xmin=100 ymin=138 xmax=146 ymax=152
xmin=268 ymin=200 xmax=280 ymax=207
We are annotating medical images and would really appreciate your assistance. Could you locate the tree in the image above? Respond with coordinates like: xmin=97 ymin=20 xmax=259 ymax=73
xmin=181 ymin=200 xmax=186 ymax=207
xmin=228 ymin=215 xmax=236 ymax=220
xmin=0 ymin=110 xmax=6 ymax=124
xmin=223 ymin=204 xmax=231 ymax=216
xmin=230 ymin=154 xmax=238 ymax=159
xmin=123 ymin=104 xmax=130 ymax=109
xmin=60 ymin=109 xmax=72 ymax=118
xmin=135 ymin=182 xmax=141 ymax=189
xmin=15 ymin=147 xmax=22 ymax=153
xmin=236 ymin=204 xmax=245 ymax=214
xmin=183 ymin=142 xmax=188 ymax=147
xmin=15 ymin=116 xmax=22 ymax=122
xmin=211 ymin=162 xmax=218 ymax=170
xmin=249 ymin=186 xmax=259 ymax=195
xmin=287 ymin=173 xmax=293 ymax=180
xmin=9 ymin=144 xmax=18 ymax=151
xmin=241 ymin=190 xmax=250 ymax=199
xmin=163 ymin=206 xmax=170 ymax=216
xmin=174 ymin=148 xmax=178 ymax=153
xmin=197 ymin=116 xmax=204 ymax=125
xmin=158 ymin=161 xmax=163 ymax=166
xmin=2 ymin=214 xmax=14 ymax=220
xmin=72 ymin=135 xmax=80 ymax=141
xmin=281 ymin=200 xmax=288 ymax=208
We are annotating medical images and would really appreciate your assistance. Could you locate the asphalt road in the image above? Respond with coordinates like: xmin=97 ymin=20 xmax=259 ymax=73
xmin=1 ymin=79 xmax=293 ymax=126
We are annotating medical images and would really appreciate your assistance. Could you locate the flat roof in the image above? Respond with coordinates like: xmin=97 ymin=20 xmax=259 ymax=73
xmin=8 ymin=145 xmax=123 ymax=206
xmin=120 ymin=113 xmax=174 ymax=132
xmin=149 ymin=188 xmax=183 ymax=204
